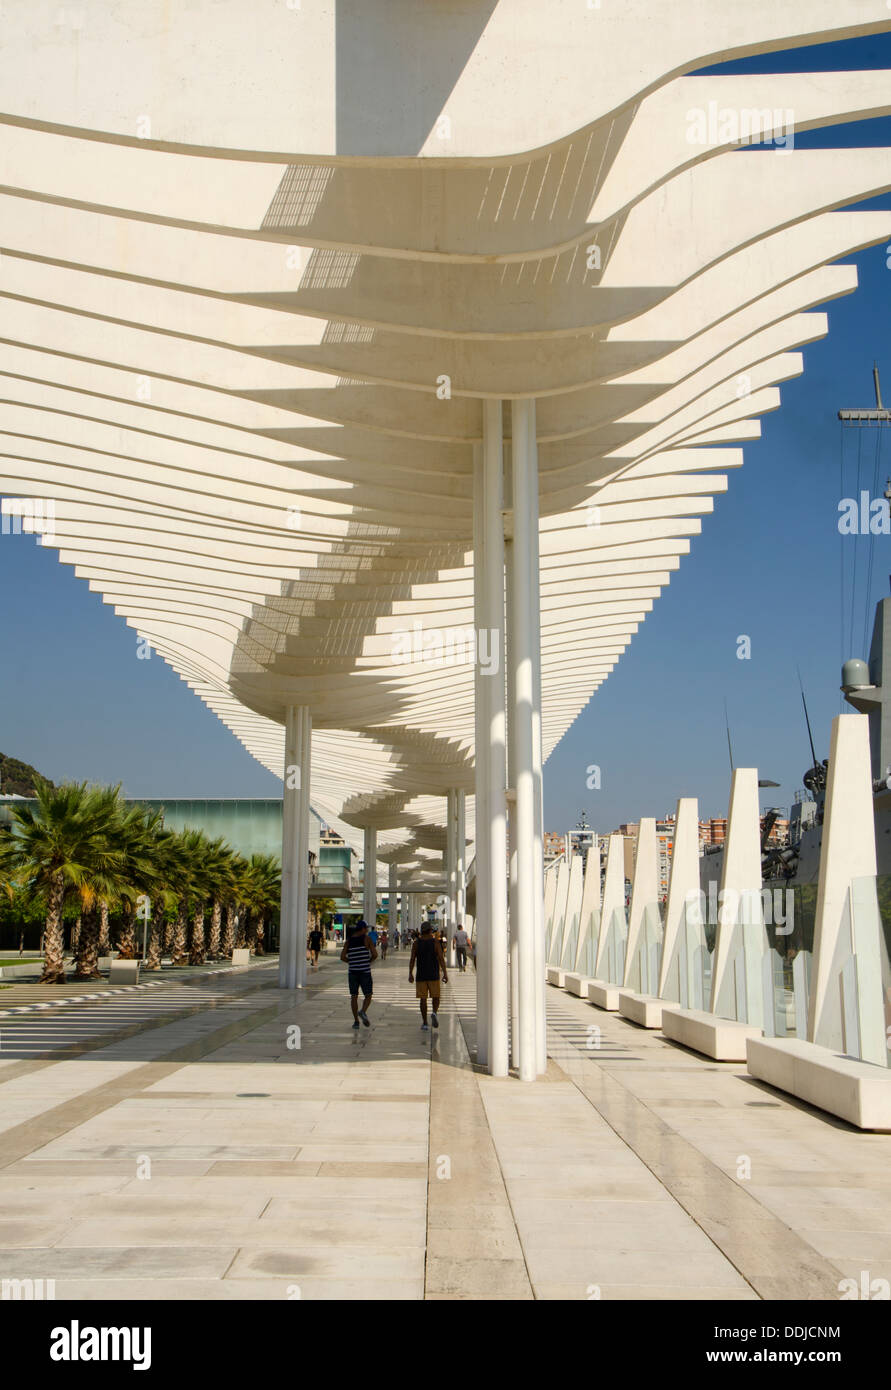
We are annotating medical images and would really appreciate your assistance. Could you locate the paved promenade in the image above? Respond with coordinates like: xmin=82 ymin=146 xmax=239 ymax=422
xmin=1 ymin=953 xmax=890 ymax=1300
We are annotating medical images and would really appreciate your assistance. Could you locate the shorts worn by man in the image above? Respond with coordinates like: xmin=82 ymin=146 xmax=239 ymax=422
xmin=408 ymin=922 xmax=448 ymax=1031
xmin=341 ymin=921 xmax=377 ymax=1030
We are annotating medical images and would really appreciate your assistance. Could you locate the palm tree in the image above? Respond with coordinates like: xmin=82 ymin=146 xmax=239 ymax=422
xmin=203 ymin=839 xmax=235 ymax=959
xmin=72 ymin=786 xmax=130 ymax=980
xmin=241 ymin=854 xmax=281 ymax=956
xmin=10 ymin=782 xmax=124 ymax=983
xmin=144 ymin=828 xmax=182 ymax=971
xmin=220 ymin=852 xmax=247 ymax=958
xmin=188 ymin=832 xmax=216 ymax=966
xmin=163 ymin=828 xmax=207 ymax=967
xmin=115 ymin=804 xmax=164 ymax=960
xmin=0 ymin=826 xmax=21 ymax=904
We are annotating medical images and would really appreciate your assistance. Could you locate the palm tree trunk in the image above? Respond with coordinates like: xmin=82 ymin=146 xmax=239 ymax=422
xmin=254 ymin=912 xmax=266 ymax=956
xmin=40 ymin=872 xmax=67 ymax=983
xmin=74 ymin=905 xmax=102 ymax=979
xmin=189 ymin=903 xmax=206 ymax=965
xmin=116 ymin=903 xmax=138 ymax=959
xmin=171 ymin=903 xmax=189 ymax=967
xmin=72 ymin=914 xmax=81 ymax=951
xmin=236 ymin=908 xmax=247 ymax=950
xmin=146 ymin=899 xmax=163 ymax=970
xmin=98 ymin=901 xmax=111 ymax=956
xmin=221 ymin=902 xmax=236 ymax=957
xmin=208 ymin=899 xmax=222 ymax=958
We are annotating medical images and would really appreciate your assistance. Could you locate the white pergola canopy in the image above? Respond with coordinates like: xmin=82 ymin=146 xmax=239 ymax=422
xmin=2 ymin=1 xmax=891 ymax=894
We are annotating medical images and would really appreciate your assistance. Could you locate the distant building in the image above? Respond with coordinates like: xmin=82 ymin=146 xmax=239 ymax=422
xmin=699 ymin=817 xmax=727 ymax=849
xmin=543 ymin=831 xmax=565 ymax=867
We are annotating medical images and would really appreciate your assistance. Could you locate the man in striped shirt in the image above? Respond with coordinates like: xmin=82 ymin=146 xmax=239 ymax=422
xmin=340 ymin=919 xmax=377 ymax=1030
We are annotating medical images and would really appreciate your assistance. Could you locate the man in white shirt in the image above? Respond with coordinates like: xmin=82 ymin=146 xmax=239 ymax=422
xmin=453 ymin=922 xmax=469 ymax=972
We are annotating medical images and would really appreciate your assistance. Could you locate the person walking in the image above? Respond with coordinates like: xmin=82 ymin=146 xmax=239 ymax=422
xmin=453 ymin=921 xmax=469 ymax=972
xmin=341 ymin=919 xmax=377 ymax=1029
xmin=408 ymin=921 xmax=447 ymax=1031
xmin=380 ymin=927 xmax=389 ymax=961
xmin=308 ymin=924 xmax=323 ymax=971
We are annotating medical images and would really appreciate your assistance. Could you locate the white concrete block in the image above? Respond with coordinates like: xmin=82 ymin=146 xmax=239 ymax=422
xmin=231 ymin=948 xmax=251 ymax=966
xmin=546 ymin=966 xmax=566 ymax=987
xmin=594 ymin=835 xmax=626 ymax=982
xmin=808 ymin=713 xmax=887 ymax=1065
xmin=747 ymin=1036 xmax=891 ymax=1131
xmin=662 ymin=1006 xmax=761 ymax=1060
xmin=618 ymin=991 xmax=681 ymax=1029
xmin=587 ymin=980 xmax=621 ymax=1011
xmin=108 ymin=959 xmax=140 ymax=985
xmin=563 ymin=972 xmax=586 ymax=995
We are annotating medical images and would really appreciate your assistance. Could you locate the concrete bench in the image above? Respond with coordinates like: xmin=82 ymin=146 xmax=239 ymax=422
xmin=661 ymin=1007 xmax=761 ymax=1060
xmin=587 ymin=980 xmax=621 ymax=1011
xmin=546 ymin=966 xmax=566 ymax=987
xmin=618 ymin=991 xmax=681 ymax=1029
xmin=231 ymin=948 xmax=251 ymax=966
xmin=564 ymin=972 xmax=589 ymax=996
xmin=108 ymin=959 xmax=140 ymax=985
xmin=747 ymin=1036 xmax=891 ymax=1131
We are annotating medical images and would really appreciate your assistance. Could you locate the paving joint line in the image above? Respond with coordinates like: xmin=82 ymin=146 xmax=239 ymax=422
xmin=545 ymin=993 xmax=845 ymax=1300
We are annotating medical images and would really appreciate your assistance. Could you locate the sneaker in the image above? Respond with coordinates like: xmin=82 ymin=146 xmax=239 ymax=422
xmin=359 ymin=1010 xmax=370 ymax=1028
xmin=421 ymin=1022 xmax=429 ymax=1032
xmin=431 ymin=1011 xmax=439 ymax=1029
xmin=352 ymin=1020 xmax=360 ymax=1030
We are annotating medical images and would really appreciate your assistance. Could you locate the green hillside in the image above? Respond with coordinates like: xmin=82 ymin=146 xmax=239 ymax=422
xmin=0 ymin=753 xmax=54 ymax=797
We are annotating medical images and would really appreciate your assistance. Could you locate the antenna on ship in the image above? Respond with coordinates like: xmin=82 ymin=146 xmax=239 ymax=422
xmin=723 ymin=697 xmax=734 ymax=773
xmin=797 ymin=665 xmax=819 ymax=769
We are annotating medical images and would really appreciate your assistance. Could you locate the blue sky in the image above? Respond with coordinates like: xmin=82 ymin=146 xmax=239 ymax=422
xmin=2 ymin=32 xmax=891 ymax=834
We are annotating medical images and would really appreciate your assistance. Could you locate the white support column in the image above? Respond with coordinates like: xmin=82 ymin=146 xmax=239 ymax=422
xmin=456 ymin=790 xmax=466 ymax=929
xmin=511 ymin=397 xmax=541 ymax=1081
xmin=297 ymin=710 xmax=311 ymax=989
xmin=446 ymin=789 xmax=457 ymax=967
xmin=528 ymin=410 xmax=547 ymax=1075
xmin=505 ymin=520 xmax=520 ymax=1069
xmin=481 ymin=400 xmax=509 ymax=1077
xmin=473 ymin=439 xmax=491 ymax=1067
xmin=280 ymin=704 xmax=311 ymax=991
xmin=363 ymin=825 xmax=377 ymax=926
xmin=388 ymin=862 xmax=397 ymax=937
